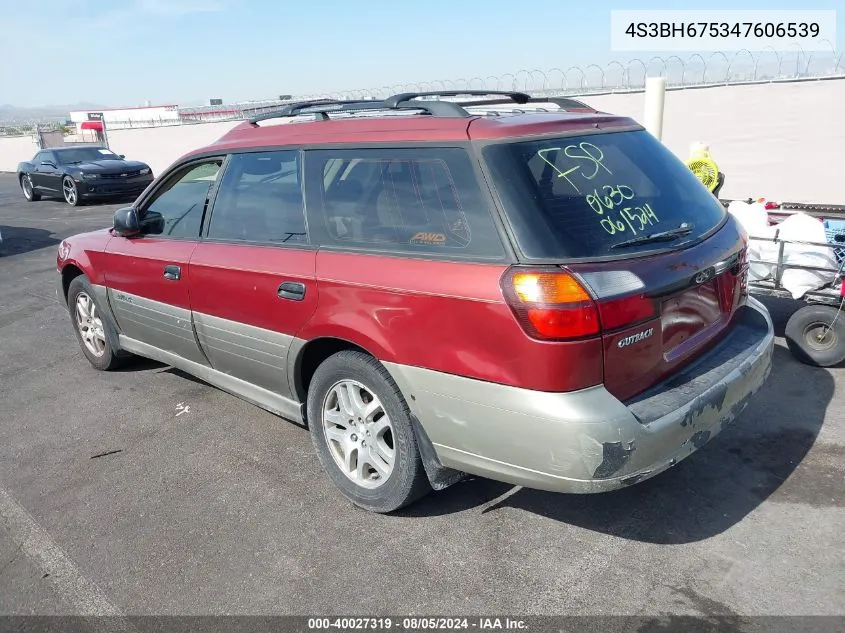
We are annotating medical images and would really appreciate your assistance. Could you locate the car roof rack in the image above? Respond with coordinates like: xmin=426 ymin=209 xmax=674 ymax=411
xmin=383 ymin=90 xmax=532 ymax=107
xmin=248 ymin=99 xmax=349 ymax=123
xmin=458 ymin=96 xmax=597 ymax=112
xmin=247 ymin=97 xmax=474 ymax=124
xmin=246 ymin=91 xmax=595 ymax=125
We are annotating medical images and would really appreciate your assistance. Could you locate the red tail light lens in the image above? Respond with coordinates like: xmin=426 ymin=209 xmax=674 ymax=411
xmin=597 ymin=294 xmax=657 ymax=331
xmin=525 ymin=306 xmax=600 ymax=339
xmin=502 ymin=268 xmax=600 ymax=340
xmin=720 ymin=247 xmax=749 ymax=311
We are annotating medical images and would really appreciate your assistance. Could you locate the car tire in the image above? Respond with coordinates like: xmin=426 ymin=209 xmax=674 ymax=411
xmin=62 ymin=176 xmax=81 ymax=206
xmin=66 ymin=275 xmax=127 ymax=371
xmin=785 ymin=304 xmax=845 ymax=367
xmin=307 ymin=350 xmax=432 ymax=513
xmin=20 ymin=175 xmax=41 ymax=201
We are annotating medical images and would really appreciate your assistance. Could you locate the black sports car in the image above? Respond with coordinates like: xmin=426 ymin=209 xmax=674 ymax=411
xmin=16 ymin=146 xmax=154 ymax=206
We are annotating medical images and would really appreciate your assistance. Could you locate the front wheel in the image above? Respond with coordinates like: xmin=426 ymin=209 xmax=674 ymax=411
xmin=20 ymin=175 xmax=41 ymax=201
xmin=62 ymin=176 xmax=80 ymax=206
xmin=785 ymin=304 xmax=845 ymax=367
xmin=66 ymin=275 xmax=126 ymax=371
xmin=307 ymin=350 xmax=431 ymax=513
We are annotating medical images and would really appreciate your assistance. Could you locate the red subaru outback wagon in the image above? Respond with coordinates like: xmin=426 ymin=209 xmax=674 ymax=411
xmin=57 ymin=91 xmax=774 ymax=513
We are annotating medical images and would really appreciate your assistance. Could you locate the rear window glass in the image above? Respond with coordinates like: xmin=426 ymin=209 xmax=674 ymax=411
xmin=482 ymin=130 xmax=727 ymax=259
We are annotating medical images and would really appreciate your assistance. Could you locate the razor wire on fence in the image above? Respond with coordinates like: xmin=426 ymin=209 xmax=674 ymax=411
xmin=1 ymin=46 xmax=842 ymax=134
xmin=303 ymin=43 xmax=843 ymax=101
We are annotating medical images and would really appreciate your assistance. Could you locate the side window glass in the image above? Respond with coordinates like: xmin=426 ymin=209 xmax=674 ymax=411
xmin=207 ymin=150 xmax=306 ymax=244
xmin=140 ymin=160 xmax=222 ymax=239
xmin=306 ymin=148 xmax=505 ymax=258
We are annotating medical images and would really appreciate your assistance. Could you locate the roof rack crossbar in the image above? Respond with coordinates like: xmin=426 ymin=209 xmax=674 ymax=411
xmin=248 ymin=99 xmax=348 ymax=123
xmin=457 ymin=96 xmax=597 ymax=112
xmin=248 ymin=97 xmax=474 ymax=123
xmin=384 ymin=90 xmax=532 ymax=108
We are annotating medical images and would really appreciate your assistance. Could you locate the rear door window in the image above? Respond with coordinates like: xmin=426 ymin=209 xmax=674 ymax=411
xmin=482 ymin=129 xmax=727 ymax=259
xmin=303 ymin=147 xmax=506 ymax=259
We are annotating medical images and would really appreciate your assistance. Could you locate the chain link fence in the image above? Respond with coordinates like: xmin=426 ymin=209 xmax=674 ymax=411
xmin=1 ymin=46 xmax=842 ymax=134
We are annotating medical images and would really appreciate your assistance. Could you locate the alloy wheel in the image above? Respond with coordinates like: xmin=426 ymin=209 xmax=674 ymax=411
xmin=75 ymin=292 xmax=106 ymax=356
xmin=322 ymin=379 xmax=396 ymax=489
xmin=63 ymin=178 xmax=77 ymax=205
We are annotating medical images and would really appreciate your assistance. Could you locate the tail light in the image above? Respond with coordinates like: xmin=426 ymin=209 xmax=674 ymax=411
xmin=711 ymin=246 xmax=750 ymax=315
xmin=501 ymin=267 xmax=658 ymax=341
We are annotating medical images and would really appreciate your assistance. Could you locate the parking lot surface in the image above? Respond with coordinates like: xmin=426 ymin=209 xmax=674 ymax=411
xmin=0 ymin=173 xmax=843 ymax=620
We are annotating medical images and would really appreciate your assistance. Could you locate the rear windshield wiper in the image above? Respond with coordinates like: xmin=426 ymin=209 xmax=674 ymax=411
xmin=610 ymin=223 xmax=694 ymax=249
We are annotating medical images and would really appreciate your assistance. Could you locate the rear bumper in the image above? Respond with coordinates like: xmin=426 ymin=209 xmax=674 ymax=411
xmin=383 ymin=296 xmax=774 ymax=493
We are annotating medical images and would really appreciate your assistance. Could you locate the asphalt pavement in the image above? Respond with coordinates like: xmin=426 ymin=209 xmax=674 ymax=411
xmin=0 ymin=173 xmax=843 ymax=622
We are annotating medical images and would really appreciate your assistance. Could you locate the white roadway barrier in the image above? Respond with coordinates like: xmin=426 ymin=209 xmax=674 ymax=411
xmin=0 ymin=79 xmax=843 ymax=203
xmin=0 ymin=135 xmax=41 ymax=175
xmin=105 ymin=120 xmax=242 ymax=178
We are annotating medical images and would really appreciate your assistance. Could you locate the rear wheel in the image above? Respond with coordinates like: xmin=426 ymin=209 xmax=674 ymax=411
xmin=62 ymin=176 xmax=80 ymax=206
xmin=20 ymin=175 xmax=41 ymax=201
xmin=785 ymin=304 xmax=845 ymax=367
xmin=307 ymin=350 xmax=431 ymax=513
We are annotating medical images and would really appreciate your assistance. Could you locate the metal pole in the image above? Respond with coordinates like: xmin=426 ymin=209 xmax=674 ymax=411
xmin=644 ymin=76 xmax=666 ymax=140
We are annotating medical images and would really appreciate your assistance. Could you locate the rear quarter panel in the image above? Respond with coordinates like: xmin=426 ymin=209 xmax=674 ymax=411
xmin=301 ymin=251 xmax=604 ymax=391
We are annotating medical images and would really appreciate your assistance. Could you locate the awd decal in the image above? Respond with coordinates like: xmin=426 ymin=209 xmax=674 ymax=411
xmin=410 ymin=232 xmax=446 ymax=245
xmin=617 ymin=328 xmax=654 ymax=348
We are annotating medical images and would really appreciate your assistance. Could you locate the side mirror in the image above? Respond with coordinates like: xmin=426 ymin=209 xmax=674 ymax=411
xmin=113 ymin=207 xmax=140 ymax=237
xmin=119 ymin=154 xmax=125 ymax=159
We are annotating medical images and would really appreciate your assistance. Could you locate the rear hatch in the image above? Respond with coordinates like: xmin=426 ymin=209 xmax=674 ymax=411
xmin=482 ymin=127 xmax=748 ymax=401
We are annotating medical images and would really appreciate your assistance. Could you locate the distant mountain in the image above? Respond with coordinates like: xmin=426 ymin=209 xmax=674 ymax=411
xmin=0 ymin=102 xmax=112 ymax=123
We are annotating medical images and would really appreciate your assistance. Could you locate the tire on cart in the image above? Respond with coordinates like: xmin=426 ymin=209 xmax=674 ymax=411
xmin=784 ymin=304 xmax=845 ymax=367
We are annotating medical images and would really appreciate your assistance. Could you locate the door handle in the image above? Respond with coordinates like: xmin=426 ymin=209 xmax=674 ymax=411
xmin=277 ymin=281 xmax=306 ymax=301
xmin=163 ymin=265 xmax=181 ymax=281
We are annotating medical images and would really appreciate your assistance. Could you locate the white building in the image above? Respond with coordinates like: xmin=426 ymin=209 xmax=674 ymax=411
xmin=69 ymin=104 xmax=181 ymax=131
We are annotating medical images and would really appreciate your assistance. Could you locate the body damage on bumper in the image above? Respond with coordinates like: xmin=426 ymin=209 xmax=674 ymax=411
xmin=383 ymin=297 xmax=775 ymax=494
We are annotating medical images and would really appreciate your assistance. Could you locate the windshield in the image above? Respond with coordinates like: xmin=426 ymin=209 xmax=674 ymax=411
xmin=482 ymin=130 xmax=727 ymax=259
xmin=56 ymin=147 xmax=122 ymax=164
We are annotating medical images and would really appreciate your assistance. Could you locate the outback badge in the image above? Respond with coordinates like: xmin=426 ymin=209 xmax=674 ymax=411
xmin=618 ymin=328 xmax=654 ymax=348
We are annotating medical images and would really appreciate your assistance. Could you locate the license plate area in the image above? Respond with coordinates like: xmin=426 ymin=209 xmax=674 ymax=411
xmin=661 ymin=279 xmax=724 ymax=360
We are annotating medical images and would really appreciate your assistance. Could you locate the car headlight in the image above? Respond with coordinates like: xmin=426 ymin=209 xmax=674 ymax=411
xmin=140 ymin=168 xmax=151 ymax=175
xmin=81 ymin=173 xmax=100 ymax=180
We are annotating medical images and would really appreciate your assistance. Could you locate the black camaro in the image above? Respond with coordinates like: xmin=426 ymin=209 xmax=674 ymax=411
xmin=16 ymin=146 xmax=154 ymax=206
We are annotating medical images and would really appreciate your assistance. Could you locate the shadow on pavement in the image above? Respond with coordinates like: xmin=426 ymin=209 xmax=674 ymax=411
xmin=82 ymin=292 xmax=834 ymax=541
xmin=404 ymin=327 xmax=833 ymax=543
xmin=0 ymin=225 xmax=61 ymax=256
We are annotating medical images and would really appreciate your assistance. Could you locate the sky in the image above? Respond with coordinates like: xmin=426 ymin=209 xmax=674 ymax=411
xmin=0 ymin=0 xmax=841 ymax=108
